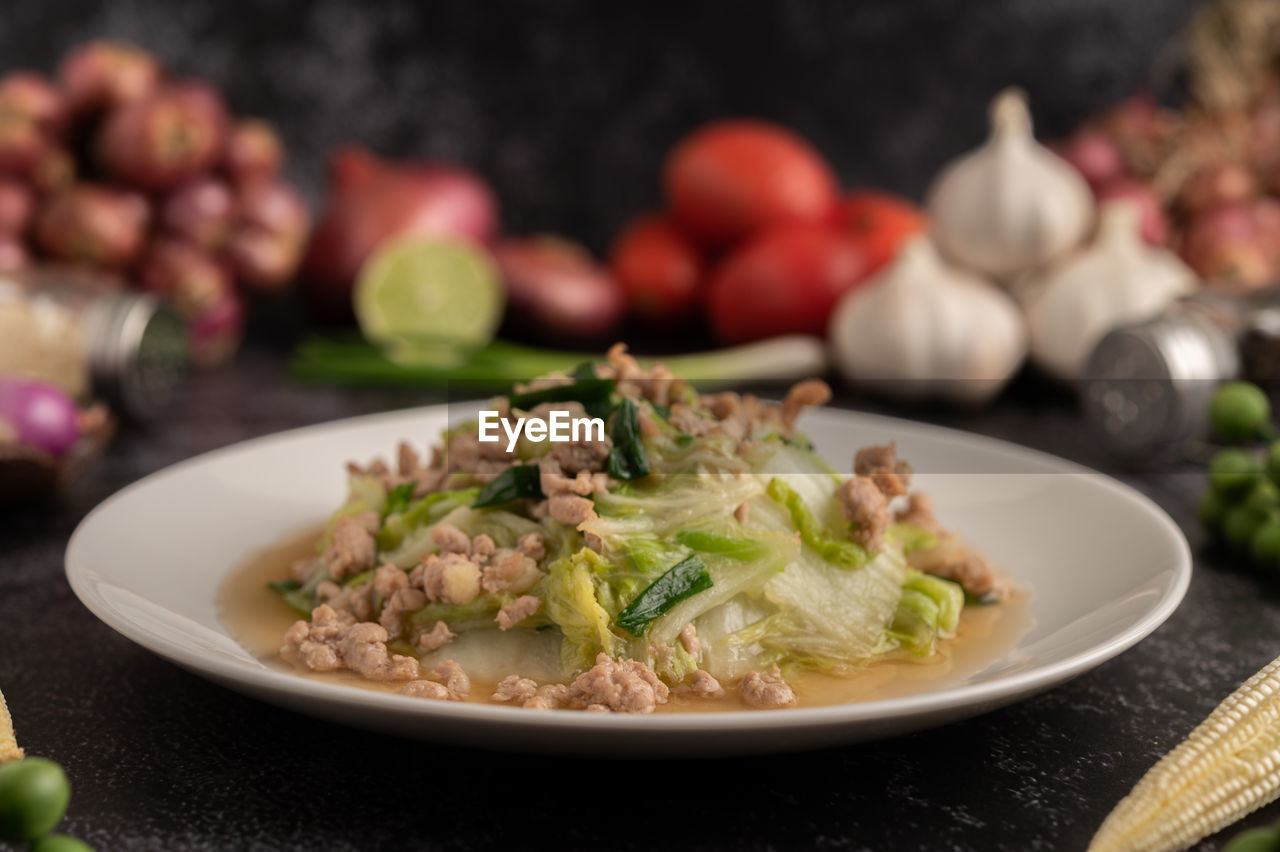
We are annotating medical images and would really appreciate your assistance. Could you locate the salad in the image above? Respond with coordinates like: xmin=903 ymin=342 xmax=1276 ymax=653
xmin=273 ymin=344 xmax=1006 ymax=713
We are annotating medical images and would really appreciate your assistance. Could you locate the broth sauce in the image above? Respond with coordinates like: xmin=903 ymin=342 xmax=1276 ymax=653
xmin=218 ymin=524 xmax=1034 ymax=712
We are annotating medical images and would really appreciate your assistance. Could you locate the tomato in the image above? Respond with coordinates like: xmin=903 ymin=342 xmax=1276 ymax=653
xmin=707 ymin=226 xmax=874 ymax=344
xmin=609 ymin=215 xmax=704 ymax=322
xmin=835 ymin=190 xmax=926 ymax=273
xmin=663 ymin=119 xmax=838 ymax=247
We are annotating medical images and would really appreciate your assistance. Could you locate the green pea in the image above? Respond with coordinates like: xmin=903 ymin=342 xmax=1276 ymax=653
xmin=1198 ymin=489 xmax=1227 ymax=531
xmin=0 ymin=757 xmax=69 ymax=842
xmin=1211 ymin=449 xmax=1262 ymax=499
xmin=1225 ymin=504 xmax=1268 ymax=551
xmin=30 ymin=835 xmax=93 ymax=852
xmin=1252 ymin=521 xmax=1280 ymax=568
xmin=1246 ymin=480 xmax=1280 ymax=514
xmin=1211 ymin=381 xmax=1272 ymax=443
xmin=1266 ymin=441 xmax=1280 ymax=487
xmin=1224 ymin=826 xmax=1280 ymax=852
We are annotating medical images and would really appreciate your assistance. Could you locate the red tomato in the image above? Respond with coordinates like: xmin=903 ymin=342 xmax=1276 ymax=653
xmin=610 ymin=215 xmax=704 ymax=322
xmin=663 ymin=119 xmax=839 ymax=247
xmin=707 ymin=226 xmax=873 ymax=344
xmin=835 ymin=190 xmax=926 ymax=273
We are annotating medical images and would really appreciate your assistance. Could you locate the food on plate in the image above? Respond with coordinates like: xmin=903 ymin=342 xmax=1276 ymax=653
xmin=263 ymin=344 xmax=1008 ymax=713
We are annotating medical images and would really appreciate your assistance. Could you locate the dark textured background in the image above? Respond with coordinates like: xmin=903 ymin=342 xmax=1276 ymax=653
xmin=0 ymin=0 xmax=1202 ymax=249
xmin=0 ymin=1 xmax=1259 ymax=850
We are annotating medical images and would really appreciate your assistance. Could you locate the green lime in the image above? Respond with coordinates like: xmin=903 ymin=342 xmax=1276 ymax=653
xmin=353 ymin=238 xmax=504 ymax=365
xmin=1198 ymin=490 xmax=1227 ymax=531
xmin=1211 ymin=449 xmax=1261 ymax=499
xmin=1246 ymin=480 xmax=1280 ymax=514
xmin=1211 ymin=381 xmax=1271 ymax=443
xmin=31 ymin=835 xmax=93 ymax=852
xmin=0 ymin=757 xmax=69 ymax=842
xmin=1224 ymin=826 xmax=1280 ymax=852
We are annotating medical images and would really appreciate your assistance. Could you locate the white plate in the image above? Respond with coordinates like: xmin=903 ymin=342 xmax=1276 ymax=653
xmin=66 ymin=405 xmax=1191 ymax=756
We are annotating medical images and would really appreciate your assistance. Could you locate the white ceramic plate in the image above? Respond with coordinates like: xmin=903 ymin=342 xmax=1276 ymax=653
xmin=66 ymin=405 xmax=1191 ymax=755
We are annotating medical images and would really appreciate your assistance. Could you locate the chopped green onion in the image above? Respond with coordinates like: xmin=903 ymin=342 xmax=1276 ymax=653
xmin=766 ymin=478 xmax=869 ymax=568
xmin=674 ymin=529 xmax=769 ymax=561
xmin=508 ymin=377 xmax=615 ymax=411
xmin=616 ymin=555 xmax=712 ymax=636
xmin=381 ymin=481 xmax=416 ymax=520
xmin=474 ymin=464 xmax=545 ymax=508
xmin=607 ymin=398 xmax=650 ymax=480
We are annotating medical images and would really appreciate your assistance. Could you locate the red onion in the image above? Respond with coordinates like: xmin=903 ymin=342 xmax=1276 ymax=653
xmin=0 ymin=180 xmax=34 ymax=235
xmin=493 ymin=237 xmax=625 ymax=343
xmin=1094 ymin=178 xmax=1168 ymax=246
xmin=58 ymin=41 xmax=160 ymax=116
xmin=1181 ymin=202 xmax=1277 ymax=288
xmin=139 ymin=239 xmax=233 ymax=319
xmin=1178 ymin=161 xmax=1256 ymax=216
xmin=96 ymin=80 xmax=229 ymax=191
xmin=223 ymin=119 xmax=283 ymax=185
xmin=0 ymin=236 xmax=29 ymax=272
xmin=0 ymin=109 xmax=44 ymax=174
xmin=161 ymin=178 xmax=237 ymax=249
xmin=0 ymin=377 xmax=79 ymax=455
xmin=302 ymin=146 xmax=499 ymax=321
xmin=30 ymin=146 xmax=74 ymax=194
xmin=1053 ymin=128 xmax=1127 ymax=190
xmin=35 ymin=184 xmax=150 ymax=267
xmin=0 ymin=72 xmax=66 ymax=136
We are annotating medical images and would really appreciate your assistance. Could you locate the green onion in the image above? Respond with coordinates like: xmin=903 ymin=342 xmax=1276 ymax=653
xmin=616 ymin=555 xmax=713 ymax=636
xmin=474 ymin=464 xmax=545 ymax=508
xmin=607 ymin=398 xmax=650 ymax=480
xmin=674 ymin=529 xmax=769 ymax=561
xmin=766 ymin=478 xmax=869 ymax=569
xmin=509 ymin=376 xmax=615 ymax=412
xmin=381 ymin=481 xmax=415 ymax=521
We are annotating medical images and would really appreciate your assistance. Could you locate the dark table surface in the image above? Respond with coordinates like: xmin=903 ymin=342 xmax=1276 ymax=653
xmin=1 ymin=343 xmax=1276 ymax=852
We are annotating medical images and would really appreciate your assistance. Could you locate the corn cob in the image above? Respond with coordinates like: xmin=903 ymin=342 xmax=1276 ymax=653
xmin=1090 ymin=653 xmax=1280 ymax=852
xmin=0 ymin=686 xmax=20 ymax=764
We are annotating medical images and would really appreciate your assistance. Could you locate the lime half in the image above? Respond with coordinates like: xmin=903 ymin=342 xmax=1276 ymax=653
xmin=354 ymin=238 xmax=504 ymax=366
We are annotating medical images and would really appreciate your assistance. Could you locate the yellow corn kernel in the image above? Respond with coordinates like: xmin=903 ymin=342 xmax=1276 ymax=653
xmin=1090 ymin=653 xmax=1280 ymax=852
xmin=0 ymin=686 xmax=21 ymax=764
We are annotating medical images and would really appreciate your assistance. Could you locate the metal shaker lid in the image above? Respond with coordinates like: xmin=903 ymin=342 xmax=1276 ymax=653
xmin=1081 ymin=312 xmax=1238 ymax=459
xmin=85 ymin=292 xmax=187 ymax=422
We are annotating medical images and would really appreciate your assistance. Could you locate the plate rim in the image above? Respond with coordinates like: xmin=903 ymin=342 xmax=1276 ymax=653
xmin=65 ymin=402 xmax=1193 ymax=734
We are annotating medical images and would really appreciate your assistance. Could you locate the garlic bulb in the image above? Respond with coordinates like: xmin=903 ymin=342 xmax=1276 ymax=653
xmin=927 ymin=88 xmax=1094 ymax=280
xmin=828 ymin=236 xmax=1026 ymax=403
xmin=1024 ymin=200 xmax=1196 ymax=380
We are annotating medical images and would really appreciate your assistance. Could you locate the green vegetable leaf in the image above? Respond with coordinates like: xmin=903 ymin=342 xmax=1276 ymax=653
xmin=608 ymin=398 xmax=650 ymax=480
xmin=766 ymin=478 xmax=869 ymax=568
xmin=616 ymin=555 xmax=713 ymax=636
xmin=382 ymin=481 xmax=416 ymax=520
xmin=474 ymin=464 xmax=545 ymax=508
xmin=509 ymin=376 xmax=614 ymax=411
xmin=887 ymin=522 xmax=938 ymax=555
xmin=674 ymin=529 xmax=769 ymax=562
xmin=268 ymin=579 xmax=314 ymax=617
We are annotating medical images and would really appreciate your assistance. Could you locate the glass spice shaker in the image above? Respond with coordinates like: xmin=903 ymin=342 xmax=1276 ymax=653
xmin=0 ymin=267 xmax=187 ymax=421
xmin=1081 ymin=289 xmax=1280 ymax=461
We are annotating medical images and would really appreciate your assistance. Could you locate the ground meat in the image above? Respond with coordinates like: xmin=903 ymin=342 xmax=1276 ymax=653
xmin=446 ymin=429 xmax=518 ymax=476
xmin=684 ymin=670 xmax=725 ymax=699
xmin=854 ymin=442 xmax=912 ymax=498
xmin=597 ymin=343 xmax=686 ymax=406
xmin=667 ymin=403 xmax=717 ymax=437
xmin=323 ymin=511 xmax=379 ymax=581
xmin=910 ymin=536 xmax=1008 ymax=601
xmin=281 ymin=605 xmax=419 ymax=682
xmin=539 ymin=456 xmax=609 ymax=498
xmin=546 ymin=493 xmax=597 ymax=527
xmin=379 ymin=580 xmax=427 ymax=641
xmin=417 ymin=552 xmax=482 ymax=605
xmin=496 ymin=595 xmax=542 ymax=630
xmin=739 ymin=664 xmax=797 ymax=709
xmin=780 ymin=379 xmax=832 ymax=430
xmin=435 ymin=659 xmax=471 ymax=698
xmin=430 ymin=522 xmax=472 ymax=555
xmin=315 ymin=580 xmax=375 ymax=622
xmin=290 ymin=556 xmax=318 ymax=583
xmin=350 ymin=442 xmax=447 ymax=497
xmin=493 ymin=675 xmax=539 ymax=704
xmin=400 ymin=680 xmax=452 ymax=701
xmin=481 ymin=548 xmax=542 ymax=595
xmin=523 ymin=683 xmax=571 ymax=710
xmin=896 ymin=492 xmax=943 ymax=535
xmin=566 ymin=653 xmax=670 ymax=714
xmin=734 ymin=501 xmax=751 ymax=524
xmin=415 ymin=620 xmax=455 ymax=653
xmin=678 ymin=624 xmax=700 ymax=658
xmin=517 ymin=532 xmax=546 ymax=563
xmin=836 ymin=476 xmax=890 ymax=552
